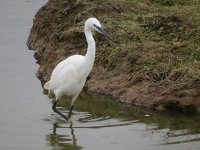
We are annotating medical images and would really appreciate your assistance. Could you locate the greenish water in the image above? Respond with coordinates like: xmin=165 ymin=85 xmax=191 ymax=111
xmin=44 ymin=92 xmax=200 ymax=150
xmin=0 ymin=0 xmax=200 ymax=150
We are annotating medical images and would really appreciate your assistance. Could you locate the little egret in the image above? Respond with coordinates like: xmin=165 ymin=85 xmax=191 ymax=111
xmin=44 ymin=18 xmax=111 ymax=121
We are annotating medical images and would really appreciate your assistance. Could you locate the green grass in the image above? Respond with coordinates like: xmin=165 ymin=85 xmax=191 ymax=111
xmin=30 ymin=0 xmax=200 ymax=84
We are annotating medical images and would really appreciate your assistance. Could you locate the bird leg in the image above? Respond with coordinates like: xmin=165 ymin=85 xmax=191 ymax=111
xmin=68 ymin=94 xmax=79 ymax=119
xmin=68 ymin=104 xmax=74 ymax=119
xmin=52 ymin=101 xmax=68 ymax=121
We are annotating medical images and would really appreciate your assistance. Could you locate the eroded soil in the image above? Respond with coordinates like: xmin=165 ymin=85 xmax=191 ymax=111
xmin=27 ymin=0 xmax=200 ymax=111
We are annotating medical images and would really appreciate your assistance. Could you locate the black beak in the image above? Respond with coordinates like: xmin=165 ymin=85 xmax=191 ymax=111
xmin=94 ymin=25 xmax=113 ymax=41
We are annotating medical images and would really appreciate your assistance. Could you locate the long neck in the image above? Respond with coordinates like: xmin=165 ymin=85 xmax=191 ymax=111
xmin=83 ymin=26 xmax=96 ymax=76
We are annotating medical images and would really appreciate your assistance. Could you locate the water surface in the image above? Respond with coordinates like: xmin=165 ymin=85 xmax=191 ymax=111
xmin=0 ymin=0 xmax=200 ymax=150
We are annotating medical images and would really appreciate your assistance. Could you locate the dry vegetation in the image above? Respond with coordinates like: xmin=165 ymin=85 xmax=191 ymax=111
xmin=27 ymin=0 xmax=200 ymax=111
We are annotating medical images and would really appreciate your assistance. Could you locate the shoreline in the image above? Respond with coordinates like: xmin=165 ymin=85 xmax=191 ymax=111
xmin=27 ymin=0 xmax=200 ymax=112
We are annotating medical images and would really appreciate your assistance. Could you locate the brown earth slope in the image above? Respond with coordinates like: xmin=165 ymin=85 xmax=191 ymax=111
xmin=27 ymin=0 xmax=200 ymax=111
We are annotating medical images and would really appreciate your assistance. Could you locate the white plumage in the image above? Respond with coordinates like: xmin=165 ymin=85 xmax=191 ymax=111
xmin=44 ymin=18 xmax=111 ymax=121
xmin=48 ymin=55 xmax=86 ymax=98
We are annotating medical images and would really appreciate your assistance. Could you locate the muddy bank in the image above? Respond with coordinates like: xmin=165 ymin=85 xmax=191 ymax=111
xmin=27 ymin=0 xmax=200 ymax=111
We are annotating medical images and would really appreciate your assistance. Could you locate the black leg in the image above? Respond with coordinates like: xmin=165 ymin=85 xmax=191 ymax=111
xmin=52 ymin=101 xmax=68 ymax=121
xmin=68 ymin=104 xmax=74 ymax=119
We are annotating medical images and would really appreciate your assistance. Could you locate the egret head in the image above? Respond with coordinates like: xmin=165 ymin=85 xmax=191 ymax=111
xmin=85 ymin=18 xmax=112 ymax=41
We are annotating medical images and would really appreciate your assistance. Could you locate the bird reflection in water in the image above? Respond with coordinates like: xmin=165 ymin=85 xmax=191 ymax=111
xmin=46 ymin=122 xmax=82 ymax=150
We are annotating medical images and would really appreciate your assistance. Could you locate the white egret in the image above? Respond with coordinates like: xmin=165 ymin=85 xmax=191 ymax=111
xmin=44 ymin=18 xmax=111 ymax=121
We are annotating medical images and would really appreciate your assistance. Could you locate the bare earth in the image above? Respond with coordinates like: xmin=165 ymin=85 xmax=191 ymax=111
xmin=27 ymin=0 xmax=200 ymax=111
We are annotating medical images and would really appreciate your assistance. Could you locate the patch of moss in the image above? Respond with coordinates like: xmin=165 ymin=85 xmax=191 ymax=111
xmin=149 ymin=0 xmax=200 ymax=6
xmin=28 ymin=0 xmax=200 ymax=109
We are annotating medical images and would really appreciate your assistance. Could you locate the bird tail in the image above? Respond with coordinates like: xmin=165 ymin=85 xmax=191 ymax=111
xmin=44 ymin=81 xmax=50 ymax=90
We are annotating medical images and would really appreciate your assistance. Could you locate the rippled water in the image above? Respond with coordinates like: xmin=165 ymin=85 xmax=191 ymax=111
xmin=0 ymin=0 xmax=200 ymax=150
xmin=44 ymin=92 xmax=200 ymax=150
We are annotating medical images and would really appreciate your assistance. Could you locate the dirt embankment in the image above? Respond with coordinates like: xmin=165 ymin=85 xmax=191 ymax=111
xmin=27 ymin=0 xmax=200 ymax=111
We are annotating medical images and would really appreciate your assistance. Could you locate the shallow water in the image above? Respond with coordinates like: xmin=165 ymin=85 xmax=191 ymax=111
xmin=0 ymin=0 xmax=200 ymax=150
